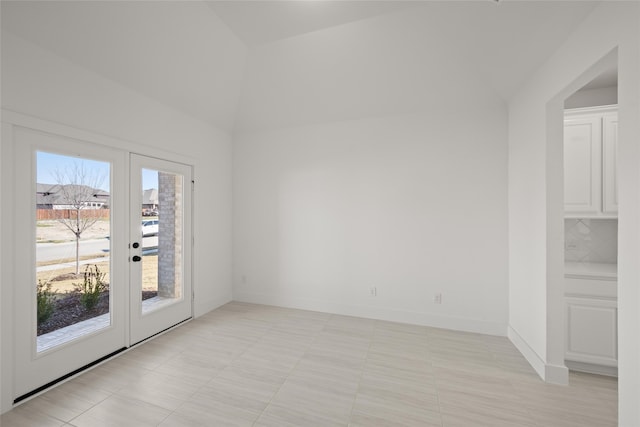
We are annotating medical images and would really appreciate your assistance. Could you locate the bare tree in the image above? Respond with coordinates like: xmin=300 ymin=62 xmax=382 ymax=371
xmin=53 ymin=162 xmax=107 ymax=275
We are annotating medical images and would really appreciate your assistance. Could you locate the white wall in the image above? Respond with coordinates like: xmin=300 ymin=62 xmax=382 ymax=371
xmin=236 ymin=4 xmax=510 ymax=133
xmin=231 ymin=3 xmax=510 ymax=335
xmin=0 ymin=32 xmax=234 ymax=412
xmin=508 ymin=2 xmax=640 ymax=424
xmin=234 ymin=103 xmax=509 ymax=334
xmin=1 ymin=1 xmax=247 ymax=132
xmin=564 ymin=85 xmax=617 ymax=109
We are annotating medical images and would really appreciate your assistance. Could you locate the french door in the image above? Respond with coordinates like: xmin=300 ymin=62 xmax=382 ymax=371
xmin=13 ymin=127 xmax=192 ymax=401
xmin=129 ymin=154 xmax=192 ymax=344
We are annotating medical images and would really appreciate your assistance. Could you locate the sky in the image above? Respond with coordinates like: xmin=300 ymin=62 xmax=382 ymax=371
xmin=37 ymin=151 xmax=158 ymax=191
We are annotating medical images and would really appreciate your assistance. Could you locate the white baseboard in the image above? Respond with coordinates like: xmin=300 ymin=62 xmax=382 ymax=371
xmin=545 ymin=363 xmax=569 ymax=385
xmin=566 ymin=360 xmax=618 ymax=377
xmin=233 ymin=292 xmax=507 ymax=336
xmin=508 ymin=326 xmax=569 ymax=385
xmin=195 ymin=295 xmax=232 ymax=318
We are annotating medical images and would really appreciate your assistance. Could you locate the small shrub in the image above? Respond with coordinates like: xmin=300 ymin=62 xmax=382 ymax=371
xmin=74 ymin=264 xmax=108 ymax=311
xmin=37 ymin=280 xmax=56 ymax=324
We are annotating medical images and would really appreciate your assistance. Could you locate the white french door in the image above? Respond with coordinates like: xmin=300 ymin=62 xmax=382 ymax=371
xmin=13 ymin=128 xmax=192 ymax=402
xmin=129 ymin=154 xmax=192 ymax=344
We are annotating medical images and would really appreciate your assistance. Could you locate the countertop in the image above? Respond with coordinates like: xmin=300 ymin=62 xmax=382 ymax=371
xmin=565 ymin=261 xmax=617 ymax=280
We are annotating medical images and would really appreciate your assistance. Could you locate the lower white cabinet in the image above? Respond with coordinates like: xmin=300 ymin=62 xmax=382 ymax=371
xmin=565 ymin=296 xmax=617 ymax=368
xmin=564 ymin=272 xmax=617 ymax=375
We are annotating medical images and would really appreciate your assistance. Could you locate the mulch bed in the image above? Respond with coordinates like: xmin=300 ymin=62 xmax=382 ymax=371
xmin=37 ymin=290 xmax=158 ymax=336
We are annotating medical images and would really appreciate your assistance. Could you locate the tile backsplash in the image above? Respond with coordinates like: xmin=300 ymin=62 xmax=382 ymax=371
xmin=565 ymin=218 xmax=617 ymax=264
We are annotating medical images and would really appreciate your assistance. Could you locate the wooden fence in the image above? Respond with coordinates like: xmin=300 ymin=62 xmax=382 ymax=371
xmin=36 ymin=209 xmax=110 ymax=221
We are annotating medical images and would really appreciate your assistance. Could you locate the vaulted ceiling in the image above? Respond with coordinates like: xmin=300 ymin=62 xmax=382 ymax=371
xmin=2 ymin=1 xmax=600 ymax=132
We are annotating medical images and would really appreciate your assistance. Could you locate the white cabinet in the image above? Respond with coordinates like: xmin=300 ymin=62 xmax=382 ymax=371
xmin=564 ymin=115 xmax=601 ymax=214
xmin=565 ymin=297 xmax=617 ymax=367
xmin=564 ymin=105 xmax=618 ymax=217
xmin=602 ymin=114 xmax=618 ymax=214
xmin=564 ymin=272 xmax=618 ymax=376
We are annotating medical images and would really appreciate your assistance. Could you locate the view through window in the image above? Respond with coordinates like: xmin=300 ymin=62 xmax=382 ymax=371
xmin=35 ymin=151 xmax=111 ymax=352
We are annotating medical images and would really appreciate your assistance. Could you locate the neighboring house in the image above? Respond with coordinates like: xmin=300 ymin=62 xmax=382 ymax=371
xmin=36 ymin=183 xmax=110 ymax=209
xmin=142 ymin=188 xmax=158 ymax=214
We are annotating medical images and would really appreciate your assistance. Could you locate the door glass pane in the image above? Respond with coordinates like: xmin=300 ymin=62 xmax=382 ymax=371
xmin=140 ymin=168 xmax=184 ymax=314
xmin=36 ymin=151 xmax=111 ymax=352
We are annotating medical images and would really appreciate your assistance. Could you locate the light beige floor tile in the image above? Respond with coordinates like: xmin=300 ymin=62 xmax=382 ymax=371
xmin=272 ymin=317 xmax=326 ymax=337
xmin=350 ymin=411 xmax=441 ymax=427
xmin=293 ymin=354 xmax=364 ymax=385
xmin=195 ymin=366 xmax=281 ymax=414
xmin=71 ymin=359 xmax=152 ymax=393
xmin=286 ymin=368 xmax=360 ymax=397
xmin=69 ymin=394 xmax=171 ymax=427
xmin=359 ymin=370 xmax=439 ymax=404
xmin=438 ymin=388 xmax=535 ymax=426
xmin=231 ymin=346 xmax=301 ymax=377
xmin=300 ymin=350 xmax=366 ymax=379
xmin=442 ymin=412 xmax=536 ymax=427
xmin=321 ymin=323 xmax=373 ymax=341
xmin=267 ymin=381 xmax=354 ymax=425
xmin=313 ymin=330 xmax=371 ymax=350
xmin=218 ymin=363 xmax=287 ymax=386
xmin=9 ymin=382 xmax=109 ymax=423
xmin=363 ymin=358 xmax=436 ymax=386
xmin=528 ymin=407 xmax=617 ymax=427
xmin=0 ymin=403 xmax=67 ymax=427
xmin=158 ymin=398 xmax=258 ymax=427
xmin=326 ymin=314 xmax=375 ymax=331
xmin=351 ymin=392 xmax=442 ymax=427
xmin=153 ymin=352 xmax=225 ymax=385
xmin=257 ymin=402 xmax=348 ymax=427
xmin=2 ymin=302 xmax=618 ymax=427
xmin=116 ymin=340 xmax=180 ymax=370
xmin=356 ymin=375 xmax=440 ymax=420
xmin=114 ymin=370 xmax=201 ymax=411
xmin=258 ymin=329 xmax=317 ymax=350
xmin=569 ymin=370 xmax=617 ymax=391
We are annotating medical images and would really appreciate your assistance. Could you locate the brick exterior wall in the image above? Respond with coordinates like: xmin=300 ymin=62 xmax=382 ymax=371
xmin=157 ymin=172 xmax=183 ymax=299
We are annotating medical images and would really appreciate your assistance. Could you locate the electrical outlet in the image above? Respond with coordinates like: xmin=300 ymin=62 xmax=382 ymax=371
xmin=434 ymin=293 xmax=442 ymax=304
xmin=370 ymin=287 xmax=377 ymax=297
xmin=565 ymin=241 xmax=578 ymax=250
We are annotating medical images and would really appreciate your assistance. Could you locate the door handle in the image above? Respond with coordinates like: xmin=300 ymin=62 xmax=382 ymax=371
xmin=132 ymin=255 xmax=142 ymax=262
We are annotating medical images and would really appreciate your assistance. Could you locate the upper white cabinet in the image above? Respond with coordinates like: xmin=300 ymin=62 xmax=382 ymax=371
xmin=602 ymin=114 xmax=618 ymax=214
xmin=564 ymin=105 xmax=618 ymax=217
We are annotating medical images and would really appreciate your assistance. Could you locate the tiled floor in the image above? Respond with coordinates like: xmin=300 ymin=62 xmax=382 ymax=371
xmin=2 ymin=302 xmax=617 ymax=426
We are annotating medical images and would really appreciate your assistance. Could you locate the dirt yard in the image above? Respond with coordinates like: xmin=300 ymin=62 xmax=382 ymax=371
xmin=37 ymin=219 xmax=158 ymax=293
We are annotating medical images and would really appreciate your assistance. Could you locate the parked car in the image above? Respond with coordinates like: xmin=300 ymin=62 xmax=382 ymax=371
xmin=141 ymin=219 xmax=159 ymax=236
xmin=142 ymin=209 xmax=158 ymax=217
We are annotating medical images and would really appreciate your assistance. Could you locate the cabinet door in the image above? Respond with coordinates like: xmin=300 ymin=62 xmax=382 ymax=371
xmin=565 ymin=297 xmax=617 ymax=367
xmin=602 ymin=114 xmax=618 ymax=214
xmin=564 ymin=117 xmax=602 ymax=214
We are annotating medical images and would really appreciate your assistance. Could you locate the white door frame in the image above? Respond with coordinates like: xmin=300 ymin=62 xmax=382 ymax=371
xmin=13 ymin=126 xmax=129 ymax=399
xmin=129 ymin=153 xmax=193 ymax=345
xmin=3 ymin=112 xmax=195 ymax=406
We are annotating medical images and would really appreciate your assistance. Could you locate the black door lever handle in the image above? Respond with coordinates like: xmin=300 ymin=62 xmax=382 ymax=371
xmin=132 ymin=255 xmax=142 ymax=262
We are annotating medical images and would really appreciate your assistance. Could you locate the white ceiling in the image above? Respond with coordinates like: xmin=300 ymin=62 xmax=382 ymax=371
xmin=206 ymin=1 xmax=420 ymax=47
xmin=1 ymin=1 xmax=601 ymax=132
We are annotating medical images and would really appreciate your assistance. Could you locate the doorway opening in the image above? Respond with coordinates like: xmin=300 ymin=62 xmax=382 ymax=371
xmin=562 ymin=65 xmax=619 ymax=377
xmin=545 ymin=48 xmax=619 ymax=385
